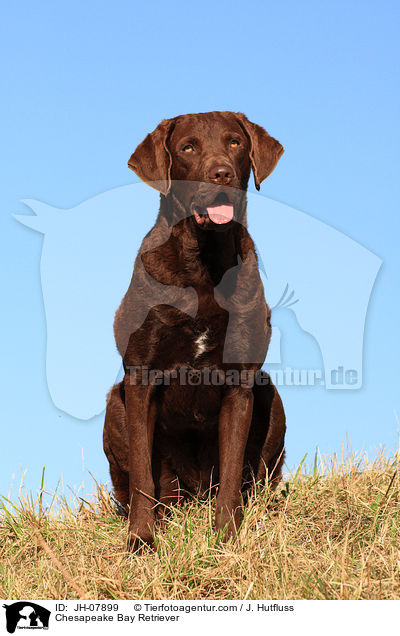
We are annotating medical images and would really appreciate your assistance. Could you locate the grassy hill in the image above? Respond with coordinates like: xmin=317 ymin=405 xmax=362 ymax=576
xmin=1 ymin=446 xmax=399 ymax=600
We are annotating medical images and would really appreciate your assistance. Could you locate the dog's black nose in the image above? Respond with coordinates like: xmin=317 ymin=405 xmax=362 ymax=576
xmin=208 ymin=164 xmax=234 ymax=184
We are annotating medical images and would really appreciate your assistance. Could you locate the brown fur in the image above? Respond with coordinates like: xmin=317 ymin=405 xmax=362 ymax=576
xmin=103 ymin=111 xmax=286 ymax=550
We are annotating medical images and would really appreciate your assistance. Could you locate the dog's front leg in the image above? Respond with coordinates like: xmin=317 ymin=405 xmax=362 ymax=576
xmin=215 ymin=386 xmax=253 ymax=538
xmin=124 ymin=376 xmax=157 ymax=551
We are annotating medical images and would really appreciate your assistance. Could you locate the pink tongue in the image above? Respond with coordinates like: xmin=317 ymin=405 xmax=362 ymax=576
xmin=206 ymin=204 xmax=234 ymax=225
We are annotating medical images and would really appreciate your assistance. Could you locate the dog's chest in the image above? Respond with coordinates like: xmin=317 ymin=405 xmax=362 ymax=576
xmin=189 ymin=312 xmax=227 ymax=363
xmin=193 ymin=329 xmax=210 ymax=359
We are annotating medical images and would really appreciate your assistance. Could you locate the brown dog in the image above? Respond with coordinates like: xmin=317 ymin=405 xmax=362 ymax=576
xmin=103 ymin=111 xmax=286 ymax=550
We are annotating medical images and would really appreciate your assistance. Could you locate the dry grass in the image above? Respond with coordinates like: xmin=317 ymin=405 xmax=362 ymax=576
xmin=1 ymin=445 xmax=399 ymax=600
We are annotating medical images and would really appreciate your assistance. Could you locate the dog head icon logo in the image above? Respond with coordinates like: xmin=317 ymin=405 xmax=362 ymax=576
xmin=3 ymin=602 xmax=50 ymax=633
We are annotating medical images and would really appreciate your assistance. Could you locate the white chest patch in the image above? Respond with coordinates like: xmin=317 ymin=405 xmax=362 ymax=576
xmin=194 ymin=329 xmax=209 ymax=358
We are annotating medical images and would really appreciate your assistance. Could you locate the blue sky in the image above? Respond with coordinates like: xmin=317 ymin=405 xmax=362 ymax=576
xmin=1 ymin=1 xmax=399 ymax=501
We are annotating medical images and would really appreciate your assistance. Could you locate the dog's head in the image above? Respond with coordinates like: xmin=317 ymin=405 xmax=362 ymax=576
xmin=128 ymin=111 xmax=283 ymax=230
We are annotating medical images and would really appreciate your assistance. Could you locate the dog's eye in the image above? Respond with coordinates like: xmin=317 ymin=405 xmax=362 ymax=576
xmin=230 ymin=139 xmax=240 ymax=147
xmin=182 ymin=144 xmax=194 ymax=153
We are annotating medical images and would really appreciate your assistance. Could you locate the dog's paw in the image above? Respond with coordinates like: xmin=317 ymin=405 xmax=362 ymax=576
xmin=214 ymin=504 xmax=243 ymax=540
xmin=126 ymin=528 xmax=156 ymax=553
xmin=126 ymin=516 xmax=156 ymax=553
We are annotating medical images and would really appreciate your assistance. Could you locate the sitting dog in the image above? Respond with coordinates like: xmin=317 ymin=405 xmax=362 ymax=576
xmin=103 ymin=111 xmax=286 ymax=550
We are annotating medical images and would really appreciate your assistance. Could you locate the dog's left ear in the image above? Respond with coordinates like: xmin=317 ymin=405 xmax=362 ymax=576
xmin=128 ymin=118 xmax=175 ymax=195
xmin=235 ymin=113 xmax=284 ymax=190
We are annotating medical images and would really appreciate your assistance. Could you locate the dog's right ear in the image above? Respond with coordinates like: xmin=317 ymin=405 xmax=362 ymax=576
xmin=235 ymin=112 xmax=284 ymax=190
xmin=128 ymin=119 xmax=175 ymax=195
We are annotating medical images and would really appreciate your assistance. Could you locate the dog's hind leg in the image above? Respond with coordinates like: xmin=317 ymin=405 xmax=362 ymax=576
xmin=257 ymin=382 xmax=286 ymax=487
xmin=103 ymin=382 xmax=130 ymax=508
xmin=244 ymin=373 xmax=286 ymax=490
